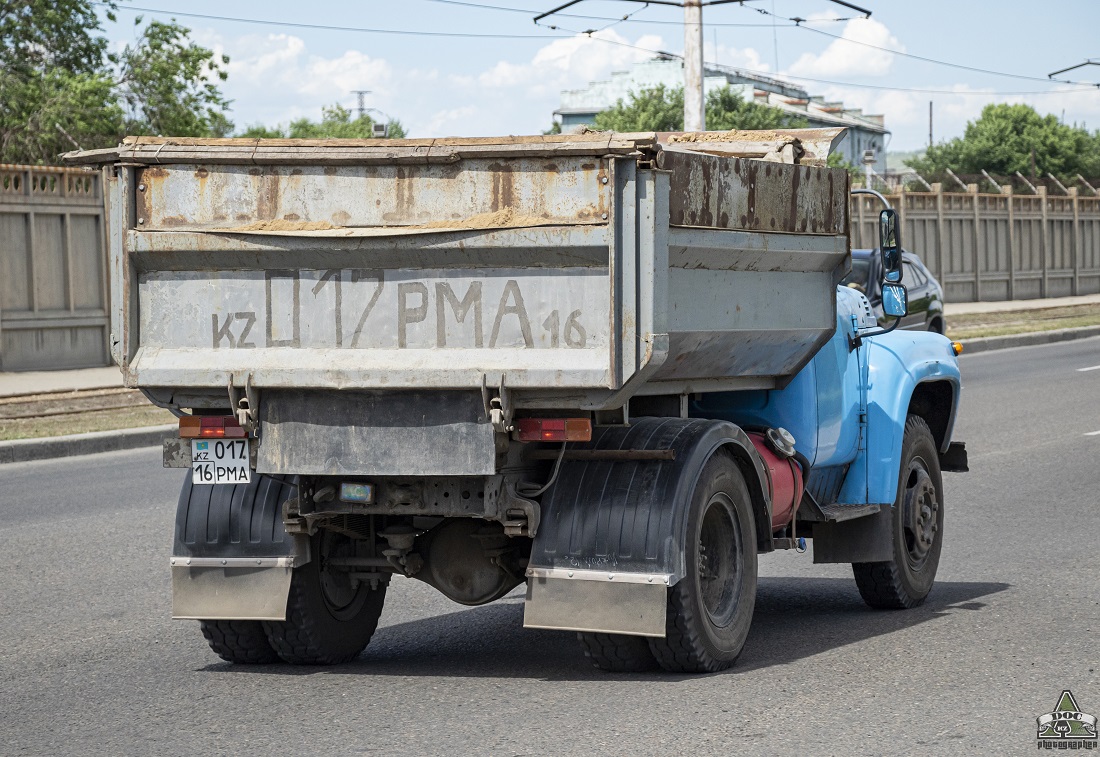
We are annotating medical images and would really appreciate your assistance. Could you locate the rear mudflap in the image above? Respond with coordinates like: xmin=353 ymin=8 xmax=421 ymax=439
xmin=523 ymin=418 xmax=771 ymax=637
xmin=171 ymin=474 xmax=306 ymax=621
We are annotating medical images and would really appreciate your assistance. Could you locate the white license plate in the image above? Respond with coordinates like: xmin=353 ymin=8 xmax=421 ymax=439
xmin=191 ymin=439 xmax=251 ymax=485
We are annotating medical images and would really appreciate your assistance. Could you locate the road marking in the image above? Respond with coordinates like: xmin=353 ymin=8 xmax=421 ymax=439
xmin=1085 ymin=430 xmax=1100 ymax=436
xmin=1078 ymin=365 xmax=1100 ymax=372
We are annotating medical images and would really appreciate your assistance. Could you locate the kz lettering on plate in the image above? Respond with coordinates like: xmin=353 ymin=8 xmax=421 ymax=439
xmin=142 ymin=267 xmax=608 ymax=353
xmin=191 ymin=439 xmax=251 ymax=485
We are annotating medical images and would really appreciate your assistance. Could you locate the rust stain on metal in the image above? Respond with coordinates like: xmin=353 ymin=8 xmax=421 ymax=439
xmin=789 ymin=164 xmax=801 ymax=233
xmin=488 ymin=163 xmax=515 ymax=213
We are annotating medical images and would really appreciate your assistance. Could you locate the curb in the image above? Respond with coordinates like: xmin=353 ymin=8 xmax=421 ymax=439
xmin=958 ymin=325 xmax=1100 ymax=355
xmin=0 ymin=424 xmax=175 ymax=465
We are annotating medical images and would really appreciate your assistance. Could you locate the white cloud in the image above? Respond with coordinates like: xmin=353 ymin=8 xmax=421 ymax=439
xmin=788 ymin=18 xmax=903 ymax=79
xmin=707 ymin=42 xmax=770 ymax=73
xmin=192 ymin=31 xmax=394 ymax=129
xmin=471 ymin=29 xmax=667 ymax=98
xmin=187 ymin=27 xmax=679 ymax=137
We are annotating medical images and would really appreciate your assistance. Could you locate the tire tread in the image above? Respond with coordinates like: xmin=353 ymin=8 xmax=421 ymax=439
xmin=199 ymin=619 xmax=280 ymax=664
xmin=853 ymin=414 xmax=940 ymax=610
xmin=578 ymin=633 xmax=658 ymax=672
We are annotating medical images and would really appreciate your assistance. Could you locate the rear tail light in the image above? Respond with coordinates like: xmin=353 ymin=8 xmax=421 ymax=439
xmin=179 ymin=415 xmax=247 ymax=439
xmin=515 ymin=417 xmax=592 ymax=442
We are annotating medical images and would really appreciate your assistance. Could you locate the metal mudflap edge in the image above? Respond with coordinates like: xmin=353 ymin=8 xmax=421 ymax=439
xmin=171 ymin=562 xmax=294 ymax=621
xmin=522 ymin=567 xmax=672 ymax=638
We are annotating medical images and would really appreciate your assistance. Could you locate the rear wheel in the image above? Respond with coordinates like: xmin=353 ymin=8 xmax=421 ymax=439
xmin=928 ymin=317 xmax=945 ymax=334
xmin=649 ymin=452 xmax=758 ymax=673
xmin=853 ymin=415 xmax=944 ymax=609
xmin=262 ymin=530 xmax=388 ymax=664
xmin=199 ymin=619 xmax=280 ymax=664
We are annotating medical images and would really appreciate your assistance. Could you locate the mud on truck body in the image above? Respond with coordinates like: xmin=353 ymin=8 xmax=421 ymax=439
xmin=67 ymin=129 xmax=967 ymax=672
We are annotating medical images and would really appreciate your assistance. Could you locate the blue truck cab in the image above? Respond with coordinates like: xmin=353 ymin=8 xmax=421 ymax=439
xmin=694 ymin=285 xmax=964 ymax=511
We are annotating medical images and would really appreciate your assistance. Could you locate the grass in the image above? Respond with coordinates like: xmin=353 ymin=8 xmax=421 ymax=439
xmin=946 ymin=304 xmax=1100 ymax=340
xmin=0 ymin=389 xmax=176 ymax=442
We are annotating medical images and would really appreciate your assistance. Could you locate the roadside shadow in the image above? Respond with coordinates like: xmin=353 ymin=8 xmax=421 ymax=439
xmin=200 ymin=578 xmax=1009 ymax=681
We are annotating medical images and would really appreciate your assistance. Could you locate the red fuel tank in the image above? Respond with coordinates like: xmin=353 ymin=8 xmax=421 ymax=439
xmin=748 ymin=432 xmax=805 ymax=531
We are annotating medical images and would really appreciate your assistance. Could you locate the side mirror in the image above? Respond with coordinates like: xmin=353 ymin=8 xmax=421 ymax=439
xmin=882 ymin=282 xmax=909 ymax=318
xmin=880 ymin=209 xmax=902 ymax=283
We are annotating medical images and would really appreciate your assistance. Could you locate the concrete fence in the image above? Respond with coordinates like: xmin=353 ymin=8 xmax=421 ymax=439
xmin=0 ymin=164 xmax=109 ymax=371
xmin=851 ymin=183 xmax=1100 ymax=302
xmin=1 ymin=169 xmax=1097 ymax=372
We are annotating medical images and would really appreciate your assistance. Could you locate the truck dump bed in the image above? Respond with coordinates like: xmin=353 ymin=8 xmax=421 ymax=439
xmin=68 ymin=130 xmax=849 ymax=411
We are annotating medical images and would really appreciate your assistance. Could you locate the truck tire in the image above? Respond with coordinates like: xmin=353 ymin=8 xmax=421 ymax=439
xmin=649 ymin=451 xmax=758 ymax=673
xmin=262 ymin=530 xmax=387 ymax=665
xmin=199 ymin=619 xmax=280 ymax=664
xmin=577 ymin=632 xmax=658 ymax=673
xmin=853 ymin=414 xmax=944 ymax=609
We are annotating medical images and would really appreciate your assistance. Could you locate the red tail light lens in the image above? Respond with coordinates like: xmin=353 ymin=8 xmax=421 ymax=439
xmin=179 ymin=415 xmax=246 ymax=438
xmin=515 ymin=417 xmax=592 ymax=442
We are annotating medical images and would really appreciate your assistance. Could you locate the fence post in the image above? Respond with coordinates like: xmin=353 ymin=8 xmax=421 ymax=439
xmin=1070 ymin=186 xmax=1081 ymax=295
xmin=897 ymin=184 xmax=907 ymax=256
xmin=969 ymin=183 xmax=981 ymax=301
xmin=1005 ymin=185 xmax=1016 ymax=300
xmin=1039 ymin=185 xmax=1049 ymax=297
xmin=933 ymin=182 xmax=945 ymax=285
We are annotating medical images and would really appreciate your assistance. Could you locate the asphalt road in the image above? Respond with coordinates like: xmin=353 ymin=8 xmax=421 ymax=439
xmin=2 ymin=338 xmax=1098 ymax=756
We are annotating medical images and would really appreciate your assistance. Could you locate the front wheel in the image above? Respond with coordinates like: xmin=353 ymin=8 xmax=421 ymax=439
xmin=853 ymin=415 xmax=944 ymax=609
xmin=649 ymin=451 xmax=758 ymax=673
xmin=262 ymin=530 xmax=388 ymax=664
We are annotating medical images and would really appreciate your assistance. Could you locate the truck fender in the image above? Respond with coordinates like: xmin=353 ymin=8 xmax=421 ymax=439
xmin=857 ymin=333 xmax=961 ymax=506
xmin=171 ymin=474 xmax=307 ymax=621
xmin=523 ymin=418 xmax=772 ymax=637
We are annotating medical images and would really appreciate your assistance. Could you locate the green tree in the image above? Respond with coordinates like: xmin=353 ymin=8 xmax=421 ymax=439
xmin=705 ymin=86 xmax=807 ymax=131
xmin=0 ymin=3 xmax=233 ymax=163
xmin=115 ymin=19 xmax=233 ymax=137
xmin=594 ymin=84 xmax=806 ymax=132
xmin=909 ymin=103 xmax=1100 ymax=180
xmin=241 ymin=104 xmax=407 ymax=139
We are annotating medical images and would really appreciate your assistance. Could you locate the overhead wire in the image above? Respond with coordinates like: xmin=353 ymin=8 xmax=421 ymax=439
xmin=97 ymin=2 xmax=569 ymax=39
xmin=538 ymin=20 xmax=1100 ymax=96
xmin=100 ymin=2 xmax=1100 ymax=95
xmin=422 ymin=0 xmax=844 ymax=27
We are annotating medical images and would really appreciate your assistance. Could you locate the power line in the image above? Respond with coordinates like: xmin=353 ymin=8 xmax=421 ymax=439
xmin=430 ymin=0 xmax=1096 ymax=89
xmin=421 ymin=0 xmax=843 ymax=26
xmin=544 ymin=22 xmax=1100 ymax=96
xmin=99 ymin=3 xmax=569 ymax=39
xmin=100 ymin=2 xmax=1100 ymax=97
xmin=788 ymin=18 xmax=1093 ymax=86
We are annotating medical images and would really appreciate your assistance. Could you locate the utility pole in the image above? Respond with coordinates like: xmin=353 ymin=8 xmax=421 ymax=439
xmin=928 ymin=101 xmax=933 ymax=147
xmin=683 ymin=0 xmax=704 ymax=131
xmin=352 ymin=90 xmax=371 ymax=119
xmin=533 ymin=0 xmax=872 ymax=134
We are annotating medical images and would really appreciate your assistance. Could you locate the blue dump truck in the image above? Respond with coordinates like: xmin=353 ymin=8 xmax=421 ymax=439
xmin=68 ymin=128 xmax=967 ymax=673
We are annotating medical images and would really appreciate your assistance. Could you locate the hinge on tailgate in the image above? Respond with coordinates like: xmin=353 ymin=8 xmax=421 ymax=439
xmin=482 ymin=373 xmax=513 ymax=434
xmin=228 ymin=373 xmax=260 ymax=437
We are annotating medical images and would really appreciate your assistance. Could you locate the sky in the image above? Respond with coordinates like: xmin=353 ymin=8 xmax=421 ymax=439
xmin=98 ymin=1 xmax=1100 ymax=153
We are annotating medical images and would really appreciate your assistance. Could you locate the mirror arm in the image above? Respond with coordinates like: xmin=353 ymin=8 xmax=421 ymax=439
xmin=849 ymin=314 xmax=903 ymax=351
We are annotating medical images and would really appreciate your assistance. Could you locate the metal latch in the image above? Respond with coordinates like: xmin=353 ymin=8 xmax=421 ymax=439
xmin=482 ymin=374 xmax=513 ymax=434
xmin=228 ymin=373 xmax=260 ymax=436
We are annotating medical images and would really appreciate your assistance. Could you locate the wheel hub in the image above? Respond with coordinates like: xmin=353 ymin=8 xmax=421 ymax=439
xmin=697 ymin=494 xmax=742 ymax=628
xmin=904 ymin=468 xmax=939 ymax=563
